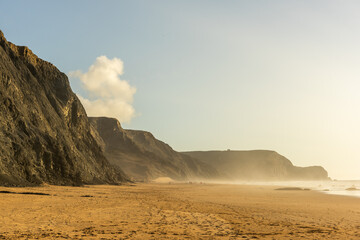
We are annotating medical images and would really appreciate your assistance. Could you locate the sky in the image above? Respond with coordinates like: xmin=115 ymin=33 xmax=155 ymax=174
xmin=1 ymin=0 xmax=359 ymax=180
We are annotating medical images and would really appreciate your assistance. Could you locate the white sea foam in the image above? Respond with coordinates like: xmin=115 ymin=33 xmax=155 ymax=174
xmin=238 ymin=180 xmax=360 ymax=198
xmin=205 ymin=180 xmax=360 ymax=198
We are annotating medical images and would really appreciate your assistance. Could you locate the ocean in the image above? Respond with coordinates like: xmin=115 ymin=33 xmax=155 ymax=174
xmin=231 ymin=180 xmax=360 ymax=198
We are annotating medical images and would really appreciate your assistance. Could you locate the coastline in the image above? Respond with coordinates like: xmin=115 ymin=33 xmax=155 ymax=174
xmin=215 ymin=180 xmax=360 ymax=199
xmin=0 ymin=183 xmax=359 ymax=239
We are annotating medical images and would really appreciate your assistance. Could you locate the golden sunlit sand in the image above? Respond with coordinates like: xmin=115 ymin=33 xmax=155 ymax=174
xmin=0 ymin=183 xmax=359 ymax=239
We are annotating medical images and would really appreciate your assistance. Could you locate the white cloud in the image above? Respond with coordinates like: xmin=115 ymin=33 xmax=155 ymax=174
xmin=69 ymin=56 xmax=136 ymax=123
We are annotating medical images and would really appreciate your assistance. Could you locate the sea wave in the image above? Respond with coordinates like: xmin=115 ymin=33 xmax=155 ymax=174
xmin=230 ymin=180 xmax=360 ymax=198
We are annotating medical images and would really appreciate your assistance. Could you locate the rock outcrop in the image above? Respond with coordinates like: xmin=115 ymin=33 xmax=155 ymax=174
xmin=0 ymin=30 xmax=127 ymax=186
xmin=183 ymin=150 xmax=329 ymax=181
xmin=89 ymin=117 xmax=220 ymax=181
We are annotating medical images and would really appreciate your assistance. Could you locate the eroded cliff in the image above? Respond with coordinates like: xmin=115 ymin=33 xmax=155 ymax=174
xmin=0 ymin=31 xmax=127 ymax=186
xmin=89 ymin=117 xmax=220 ymax=181
xmin=183 ymin=150 xmax=329 ymax=181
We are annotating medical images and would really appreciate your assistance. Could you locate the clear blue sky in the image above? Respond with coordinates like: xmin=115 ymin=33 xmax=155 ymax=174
xmin=1 ymin=0 xmax=360 ymax=179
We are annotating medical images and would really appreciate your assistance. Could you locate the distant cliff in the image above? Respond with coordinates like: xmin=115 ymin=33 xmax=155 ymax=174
xmin=0 ymin=30 xmax=127 ymax=186
xmin=89 ymin=117 xmax=220 ymax=181
xmin=183 ymin=150 xmax=329 ymax=181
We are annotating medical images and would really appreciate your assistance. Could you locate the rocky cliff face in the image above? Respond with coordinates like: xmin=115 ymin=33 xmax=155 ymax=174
xmin=0 ymin=31 xmax=127 ymax=186
xmin=183 ymin=150 xmax=329 ymax=181
xmin=89 ymin=117 xmax=220 ymax=181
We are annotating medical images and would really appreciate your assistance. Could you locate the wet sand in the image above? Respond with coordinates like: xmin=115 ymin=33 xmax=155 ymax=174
xmin=0 ymin=183 xmax=359 ymax=239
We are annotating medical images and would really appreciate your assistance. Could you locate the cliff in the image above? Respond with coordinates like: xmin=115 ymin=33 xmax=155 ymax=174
xmin=183 ymin=150 xmax=329 ymax=181
xmin=0 ymin=30 xmax=127 ymax=186
xmin=89 ymin=117 xmax=220 ymax=181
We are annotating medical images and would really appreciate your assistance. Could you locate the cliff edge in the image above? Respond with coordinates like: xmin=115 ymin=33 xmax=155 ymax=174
xmin=0 ymin=30 xmax=127 ymax=186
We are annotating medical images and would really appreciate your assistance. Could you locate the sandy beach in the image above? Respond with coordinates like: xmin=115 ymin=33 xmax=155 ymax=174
xmin=0 ymin=183 xmax=359 ymax=239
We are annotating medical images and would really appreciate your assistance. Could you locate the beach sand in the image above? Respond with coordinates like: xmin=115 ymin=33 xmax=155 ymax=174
xmin=0 ymin=183 xmax=359 ymax=239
